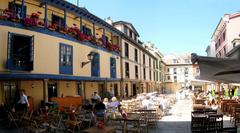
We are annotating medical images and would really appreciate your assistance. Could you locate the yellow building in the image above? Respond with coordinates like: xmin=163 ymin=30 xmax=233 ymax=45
xmin=113 ymin=21 xmax=158 ymax=96
xmin=0 ymin=0 xmax=164 ymax=109
xmin=0 ymin=0 xmax=122 ymax=109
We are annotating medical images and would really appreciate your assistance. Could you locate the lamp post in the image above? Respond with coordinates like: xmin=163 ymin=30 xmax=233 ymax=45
xmin=81 ymin=51 xmax=96 ymax=68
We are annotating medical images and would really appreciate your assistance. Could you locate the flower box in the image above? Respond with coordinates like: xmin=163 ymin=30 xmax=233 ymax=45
xmin=23 ymin=18 xmax=38 ymax=27
xmin=37 ymin=21 xmax=45 ymax=28
xmin=59 ymin=27 xmax=68 ymax=34
xmin=48 ymin=24 xmax=57 ymax=31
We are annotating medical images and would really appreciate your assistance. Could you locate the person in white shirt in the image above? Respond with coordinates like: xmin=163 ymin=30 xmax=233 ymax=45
xmin=16 ymin=89 xmax=29 ymax=112
xmin=91 ymin=92 xmax=101 ymax=104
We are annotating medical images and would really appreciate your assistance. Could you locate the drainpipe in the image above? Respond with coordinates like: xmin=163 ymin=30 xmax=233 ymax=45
xmin=119 ymin=35 xmax=124 ymax=98
xmin=44 ymin=2 xmax=48 ymax=28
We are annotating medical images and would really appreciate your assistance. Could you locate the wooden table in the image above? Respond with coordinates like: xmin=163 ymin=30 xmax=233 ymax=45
xmin=84 ymin=126 xmax=115 ymax=133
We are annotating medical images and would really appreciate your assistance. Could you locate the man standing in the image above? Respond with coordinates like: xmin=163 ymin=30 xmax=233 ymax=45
xmin=91 ymin=92 xmax=101 ymax=104
xmin=16 ymin=89 xmax=29 ymax=112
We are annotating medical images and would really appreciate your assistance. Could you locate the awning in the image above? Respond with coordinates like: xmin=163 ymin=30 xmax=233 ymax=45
xmin=191 ymin=53 xmax=240 ymax=83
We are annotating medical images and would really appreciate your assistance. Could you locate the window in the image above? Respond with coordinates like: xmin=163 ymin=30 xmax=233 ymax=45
xmin=91 ymin=53 xmax=100 ymax=77
xmin=223 ymin=47 xmax=227 ymax=55
xmin=129 ymin=30 xmax=133 ymax=38
xmin=125 ymin=62 xmax=129 ymax=78
xmin=167 ymin=68 xmax=170 ymax=72
xmin=143 ymin=54 xmax=145 ymax=64
xmin=167 ymin=76 xmax=170 ymax=80
xmin=134 ymin=34 xmax=137 ymax=41
xmin=134 ymin=48 xmax=138 ymax=62
xmin=184 ymin=68 xmax=189 ymax=74
xmin=125 ymin=43 xmax=129 ymax=58
xmin=174 ymin=68 xmax=177 ymax=74
xmin=184 ymin=59 xmax=190 ymax=64
xmin=174 ymin=76 xmax=177 ymax=82
xmin=124 ymin=26 xmax=128 ymax=35
xmin=135 ymin=65 xmax=138 ymax=79
xmin=7 ymin=32 xmax=34 ymax=71
xmin=82 ymin=26 xmax=92 ymax=36
xmin=149 ymin=58 xmax=151 ymax=67
xmin=156 ymin=72 xmax=158 ymax=81
xmin=52 ymin=14 xmax=65 ymax=27
xmin=153 ymin=71 xmax=156 ymax=81
xmin=173 ymin=59 xmax=177 ymax=64
xmin=9 ymin=2 xmax=26 ymax=19
xmin=110 ymin=58 xmax=116 ymax=78
xmin=222 ymin=31 xmax=226 ymax=42
xmin=159 ymin=61 xmax=161 ymax=70
xmin=233 ymin=43 xmax=236 ymax=48
xmin=149 ymin=70 xmax=152 ymax=80
xmin=60 ymin=43 xmax=73 ymax=74
xmin=156 ymin=61 xmax=158 ymax=69
xmin=153 ymin=60 xmax=156 ymax=69
xmin=143 ymin=68 xmax=146 ymax=80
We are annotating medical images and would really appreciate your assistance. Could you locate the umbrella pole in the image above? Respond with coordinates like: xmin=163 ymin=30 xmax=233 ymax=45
xmin=218 ymin=82 xmax=221 ymax=104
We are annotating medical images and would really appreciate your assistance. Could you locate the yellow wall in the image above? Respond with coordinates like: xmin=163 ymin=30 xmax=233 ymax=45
xmin=84 ymin=82 xmax=99 ymax=99
xmin=20 ymin=80 xmax=44 ymax=109
xmin=0 ymin=25 xmax=121 ymax=79
xmin=58 ymin=81 xmax=77 ymax=97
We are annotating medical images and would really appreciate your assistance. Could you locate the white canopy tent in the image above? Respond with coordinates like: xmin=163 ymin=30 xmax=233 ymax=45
xmin=191 ymin=53 xmax=240 ymax=83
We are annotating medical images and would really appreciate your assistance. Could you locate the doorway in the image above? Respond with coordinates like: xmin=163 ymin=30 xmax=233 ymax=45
xmin=125 ymin=84 xmax=129 ymax=97
xmin=114 ymin=84 xmax=118 ymax=96
xmin=132 ymin=84 xmax=137 ymax=96
xmin=3 ymin=82 xmax=19 ymax=107
xmin=98 ymin=84 xmax=104 ymax=98
xmin=48 ymin=83 xmax=57 ymax=101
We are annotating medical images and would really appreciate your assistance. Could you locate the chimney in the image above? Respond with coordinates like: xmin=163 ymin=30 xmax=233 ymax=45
xmin=106 ymin=17 xmax=113 ymax=25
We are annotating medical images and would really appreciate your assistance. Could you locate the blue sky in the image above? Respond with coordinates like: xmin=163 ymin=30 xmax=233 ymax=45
xmin=68 ymin=0 xmax=240 ymax=55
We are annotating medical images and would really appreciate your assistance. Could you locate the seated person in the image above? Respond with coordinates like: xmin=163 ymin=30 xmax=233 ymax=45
xmin=82 ymin=99 xmax=93 ymax=112
xmin=109 ymin=97 xmax=120 ymax=112
xmin=94 ymin=98 xmax=106 ymax=117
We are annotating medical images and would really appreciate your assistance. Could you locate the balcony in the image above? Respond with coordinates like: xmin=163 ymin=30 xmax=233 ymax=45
xmin=0 ymin=9 xmax=121 ymax=53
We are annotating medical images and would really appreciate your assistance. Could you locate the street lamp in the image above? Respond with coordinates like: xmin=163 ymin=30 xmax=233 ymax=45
xmin=81 ymin=51 xmax=97 ymax=68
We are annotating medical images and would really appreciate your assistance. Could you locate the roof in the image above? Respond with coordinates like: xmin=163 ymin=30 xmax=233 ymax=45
xmin=113 ymin=21 xmax=140 ymax=37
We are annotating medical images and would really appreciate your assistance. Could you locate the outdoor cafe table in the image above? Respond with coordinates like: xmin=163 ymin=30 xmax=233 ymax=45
xmin=83 ymin=126 xmax=116 ymax=133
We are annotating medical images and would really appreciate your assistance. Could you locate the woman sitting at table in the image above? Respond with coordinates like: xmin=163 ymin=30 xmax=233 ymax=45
xmin=103 ymin=98 xmax=110 ymax=109
xmin=94 ymin=98 xmax=106 ymax=121
xmin=82 ymin=99 xmax=93 ymax=112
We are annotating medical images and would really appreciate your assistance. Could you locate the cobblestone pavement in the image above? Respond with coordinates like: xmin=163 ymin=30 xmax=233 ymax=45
xmin=149 ymin=98 xmax=192 ymax=133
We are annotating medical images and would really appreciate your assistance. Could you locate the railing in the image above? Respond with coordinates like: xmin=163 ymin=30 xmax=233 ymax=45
xmin=0 ymin=8 xmax=121 ymax=53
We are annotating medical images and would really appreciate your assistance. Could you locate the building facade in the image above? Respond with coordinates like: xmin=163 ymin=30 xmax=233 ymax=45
xmin=206 ymin=13 xmax=240 ymax=58
xmin=163 ymin=54 xmax=200 ymax=93
xmin=0 ymin=0 xmax=164 ymax=109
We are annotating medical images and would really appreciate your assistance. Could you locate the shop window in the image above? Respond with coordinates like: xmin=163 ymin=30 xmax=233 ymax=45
xmin=7 ymin=32 xmax=34 ymax=71
xmin=59 ymin=43 xmax=73 ymax=75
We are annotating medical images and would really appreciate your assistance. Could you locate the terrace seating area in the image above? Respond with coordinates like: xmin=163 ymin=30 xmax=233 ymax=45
xmin=0 ymin=92 xmax=176 ymax=133
xmin=191 ymin=95 xmax=239 ymax=133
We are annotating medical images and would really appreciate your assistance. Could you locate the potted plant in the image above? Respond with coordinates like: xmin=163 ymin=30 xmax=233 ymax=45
xmin=37 ymin=21 xmax=44 ymax=28
xmin=59 ymin=26 xmax=68 ymax=34
xmin=48 ymin=24 xmax=57 ymax=31
xmin=67 ymin=24 xmax=79 ymax=37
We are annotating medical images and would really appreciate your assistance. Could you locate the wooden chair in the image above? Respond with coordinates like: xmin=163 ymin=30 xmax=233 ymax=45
xmin=207 ymin=114 xmax=223 ymax=132
xmin=191 ymin=112 xmax=207 ymax=133
xmin=217 ymin=127 xmax=237 ymax=133
xmin=124 ymin=119 xmax=141 ymax=133
xmin=7 ymin=111 xmax=19 ymax=128
xmin=65 ymin=112 xmax=82 ymax=133
xmin=22 ymin=119 xmax=48 ymax=133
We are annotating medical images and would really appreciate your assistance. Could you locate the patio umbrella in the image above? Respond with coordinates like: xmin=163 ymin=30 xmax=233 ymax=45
xmin=191 ymin=53 xmax=240 ymax=83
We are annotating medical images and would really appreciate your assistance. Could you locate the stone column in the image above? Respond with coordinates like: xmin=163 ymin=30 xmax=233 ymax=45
xmin=43 ymin=79 xmax=48 ymax=102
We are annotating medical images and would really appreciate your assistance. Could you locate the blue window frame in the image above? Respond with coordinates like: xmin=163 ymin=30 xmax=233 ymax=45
xmin=59 ymin=43 xmax=73 ymax=75
xmin=110 ymin=58 xmax=116 ymax=78
xmin=91 ymin=53 xmax=100 ymax=77
xmin=7 ymin=32 xmax=34 ymax=71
